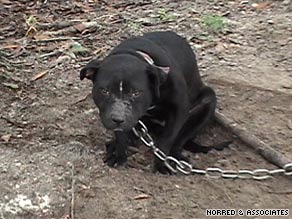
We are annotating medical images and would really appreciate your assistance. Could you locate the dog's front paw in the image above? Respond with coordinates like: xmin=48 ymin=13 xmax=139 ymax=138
xmin=104 ymin=141 xmax=116 ymax=166
xmin=171 ymin=151 xmax=189 ymax=163
xmin=104 ymin=146 xmax=128 ymax=168
xmin=104 ymin=154 xmax=128 ymax=168
xmin=104 ymin=153 xmax=117 ymax=167
xmin=115 ymin=155 xmax=128 ymax=168
xmin=153 ymin=159 xmax=172 ymax=174
xmin=104 ymin=140 xmax=128 ymax=168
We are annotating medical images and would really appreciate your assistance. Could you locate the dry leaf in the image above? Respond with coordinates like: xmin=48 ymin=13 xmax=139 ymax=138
xmin=75 ymin=2 xmax=94 ymax=12
xmin=31 ymin=70 xmax=49 ymax=81
xmin=74 ymin=23 xmax=86 ymax=32
xmin=33 ymin=34 xmax=51 ymax=41
xmin=133 ymin=194 xmax=151 ymax=200
xmin=72 ymin=94 xmax=90 ymax=105
xmin=28 ymin=93 xmax=37 ymax=100
xmin=53 ymin=55 xmax=71 ymax=65
xmin=61 ymin=214 xmax=71 ymax=219
xmin=1 ymin=134 xmax=11 ymax=142
xmin=251 ymin=2 xmax=271 ymax=9
xmin=282 ymin=85 xmax=292 ymax=89
xmin=215 ymin=42 xmax=228 ymax=53
xmin=3 ymin=44 xmax=20 ymax=49
xmin=25 ymin=26 xmax=38 ymax=38
xmin=288 ymin=120 xmax=292 ymax=130
xmin=0 ymin=0 xmax=12 ymax=4
xmin=2 ymin=82 xmax=19 ymax=89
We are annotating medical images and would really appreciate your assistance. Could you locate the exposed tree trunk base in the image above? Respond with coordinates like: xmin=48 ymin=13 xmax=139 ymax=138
xmin=215 ymin=111 xmax=292 ymax=168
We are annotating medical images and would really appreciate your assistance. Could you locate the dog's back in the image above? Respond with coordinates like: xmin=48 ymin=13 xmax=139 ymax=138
xmin=112 ymin=31 xmax=204 ymax=103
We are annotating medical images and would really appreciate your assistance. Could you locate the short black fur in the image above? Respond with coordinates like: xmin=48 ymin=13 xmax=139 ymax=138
xmin=80 ymin=31 xmax=226 ymax=173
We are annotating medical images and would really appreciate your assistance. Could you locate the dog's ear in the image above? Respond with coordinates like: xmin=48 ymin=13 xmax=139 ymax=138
xmin=80 ymin=59 xmax=101 ymax=81
xmin=147 ymin=65 xmax=170 ymax=99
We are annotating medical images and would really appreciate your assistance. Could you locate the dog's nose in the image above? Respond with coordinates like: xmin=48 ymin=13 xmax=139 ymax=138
xmin=111 ymin=115 xmax=124 ymax=124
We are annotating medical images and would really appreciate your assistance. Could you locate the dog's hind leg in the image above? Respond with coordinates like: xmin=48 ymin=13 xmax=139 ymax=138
xmin=183 ymin=140 xmax=231 ymax=154
xmin=170 ymin=86 xmax=217 ymax=159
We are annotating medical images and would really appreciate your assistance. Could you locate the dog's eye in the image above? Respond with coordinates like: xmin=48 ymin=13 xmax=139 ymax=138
xmin=131 ymin=90 xmax=142 ymax=98
xmin=100 ymin=88 xmax=110 ymax=95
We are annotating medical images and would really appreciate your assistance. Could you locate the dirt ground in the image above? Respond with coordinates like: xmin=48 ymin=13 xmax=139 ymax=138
xmin=0 ymin=0 xmax=292 ymax=218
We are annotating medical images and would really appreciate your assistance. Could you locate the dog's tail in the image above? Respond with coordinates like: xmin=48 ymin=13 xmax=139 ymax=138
xmin=183 ymin=140 xmax=232 ymax=154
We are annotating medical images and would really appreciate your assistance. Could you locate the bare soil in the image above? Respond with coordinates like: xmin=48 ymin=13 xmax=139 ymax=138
xmin=0 ymin=0 xmax=291 ymax=219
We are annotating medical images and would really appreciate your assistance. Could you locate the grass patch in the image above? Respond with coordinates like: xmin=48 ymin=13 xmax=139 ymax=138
xmin=127 ymin=21 xmax=142 ymax=34
xmin=202 ymin=14 xmax=227 ymax=33
xmin=158 ymin=9 xmax=177 ymax=22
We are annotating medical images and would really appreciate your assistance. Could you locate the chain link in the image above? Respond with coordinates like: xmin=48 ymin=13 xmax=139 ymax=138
xmin=132 ymin=120 xmax=292 ymax=180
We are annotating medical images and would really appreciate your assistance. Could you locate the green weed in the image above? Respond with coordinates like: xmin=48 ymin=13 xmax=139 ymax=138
xmin=128 ymin=21 xmax=142 ymax=34
xmin=202 ymin=14 xmax=227 ymax=33
xmin=158 ymin=9 xmax=177 ymax=22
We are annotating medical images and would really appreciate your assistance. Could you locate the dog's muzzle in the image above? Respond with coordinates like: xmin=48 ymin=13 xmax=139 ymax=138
xmin=110 ymin=99 xmax=133 ymax=131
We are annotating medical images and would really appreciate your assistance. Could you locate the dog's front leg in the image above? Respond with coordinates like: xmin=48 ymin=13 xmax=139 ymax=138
xmin=153 ymin=109 xmax=188 ymax=173
xmin=105 ymin=131 xmax=128 ymax=167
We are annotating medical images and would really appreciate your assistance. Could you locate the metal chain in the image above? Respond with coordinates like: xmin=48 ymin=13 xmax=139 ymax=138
xmin=132 ymin=120 xmax=292 ymax=180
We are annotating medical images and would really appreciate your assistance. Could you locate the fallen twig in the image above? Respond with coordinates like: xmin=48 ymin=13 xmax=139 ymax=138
xmin=31 ymin=70 xmax=49 ymax=81
xmin=267 ymin=189 xmax=292 ymax=194
xmin=215 ymin=111 xmax=292 ymax=168
xmin=70 ymin=163 xmax=75 ymax=219
xmin=44 ymin=21 xmax=100 ymax=36
xmin=39 ymin=50 xmax=62 ymax=59
xmin=0 ymin=61 xmax=13 ymax=70
xmin=284 ymin=0 xmax=292 ymax=12
xmin=71 ymin=94 xmax=90 ymax=105
xmin=133 ymin=194 xmax=151 ymax=200
xmin=38 ymin=20 xmax=83 ymax=30
xmin=1 ymin=56 xmax=26 ymax=65
xmin=0 ymin=202 xmax=5 ymax=219
xmin=33 ymin=36 xmax=81 ymax=42
xmin=0 ymin=116 xmax=27 ymax=128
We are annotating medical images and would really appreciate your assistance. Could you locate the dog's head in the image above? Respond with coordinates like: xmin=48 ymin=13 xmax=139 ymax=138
xmin=80 ymin=52 xmax=169 ymax=131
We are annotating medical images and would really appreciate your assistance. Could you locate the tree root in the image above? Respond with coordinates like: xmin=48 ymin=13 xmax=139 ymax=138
xmin=215 ymin=111 xmax=292 ymax=168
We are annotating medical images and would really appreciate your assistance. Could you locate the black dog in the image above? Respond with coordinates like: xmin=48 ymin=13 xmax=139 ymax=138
xmin=80 ymin=31 xmax=221 ymax=173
